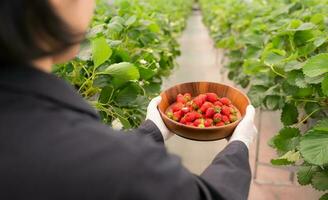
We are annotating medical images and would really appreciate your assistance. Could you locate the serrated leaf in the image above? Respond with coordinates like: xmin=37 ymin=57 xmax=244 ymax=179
xmin=281 ymin=104 xmax=299 ymax=126
xmin=284 ymin=61 xmax=304 ymax=72
xmin=297 ymin=165 xmax=319 ymax=185
xmin=247 ymin=85 xmax=268 ymax=107
xmin=99 ymin=86 xmax=114 ymax=104
xmin=105 ymin=62 xmax=140 ymax=81
xmin=320 ymin=193 xmax=328 ymax=200
xmin=272 ymin=127 xmax=301 ymax=153
xmin=92 ymin=37 xmax=112 ymax=68
xmin=265 ymin=95 xmax=282 ymax=110
xmin=303 ymin=53 xmax=328 ymax=77
xmin=271 ymin=150 xmax=300 ymax=165
xmin=271 ymin=158 xmax=293 ymax=165
xmin=312 ymin=170 xmax=328 ymax=191
xmin=115 ymin=84 xmax=140 ymax=106
xmin=322 ymin=75 xmax=328 ymax=96
xmin=287 ymin=70 xmax=307 ymax=88
xmin=300 ymin=119 xmax=328 ymax=165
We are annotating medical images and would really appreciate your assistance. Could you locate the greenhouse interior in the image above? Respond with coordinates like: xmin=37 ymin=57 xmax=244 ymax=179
xmin=0 ymin=0 xmax=327 ymax=199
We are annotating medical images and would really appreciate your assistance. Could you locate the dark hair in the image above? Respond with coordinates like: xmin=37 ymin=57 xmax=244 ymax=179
xmin=0 ymin=0 xmax=82 ymax=64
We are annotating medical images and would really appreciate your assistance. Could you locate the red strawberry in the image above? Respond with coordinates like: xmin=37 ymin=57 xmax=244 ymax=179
xmin=184 ymin=93 xmax=192 ymax=101
xmin=173 ymin=110 xmax=183 ymax=121
xmin=181 ymin=107 xmax=190 ymax=114
xmin=198 ymin=94 xmax=207 ymax=102
xmin=194 ymin=111 xmax=202 ymax=119
xmin=206 ymin=93 xmax=219 ymax=103
xmin=222 ymin=115 xmax=230 ymax=124
xmin=221 ymin=106 xmax=231 ymax=116
xmin=213 ymin=113 xmax=222 ymax=123
xmin=200 ymin=102 xmax=213 ymax=113
xmin=192 ymin=97 xmax=204 ymax=109
xmin=205 ymin=107 xmax=215 ymax=118
xmin=216 ymin=121 xmax=225 ymax=127
xmin=220 ymin=97 xmax=231 ymax=106
xmin=176 ymin=94 xmax=186 ymax=104
xmin=184 ymin=112 xmax=197 ymax=122
xmin=194 ymin=118 xmax=205 ymax=127
xmin=172 ymin=102 xmax=184 ymax=112
xmin=186 ymin=122 xmax=194 ymax=126
xmin=214 ymin=101 xmax=223 ymax=106
xmin=229 ymin=114 xmax=238 ymax=122
xmin=180 ymin=117 xmax=187 ymax=124
xmin=204 ymin=118 xmax=213 ymax=127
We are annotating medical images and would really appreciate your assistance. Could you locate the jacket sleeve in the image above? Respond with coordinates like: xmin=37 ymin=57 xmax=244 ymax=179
xmin=201 ymin=141 xmax=252 ymax=200
xmin=132 ymin=120 xmax=164 ymax=143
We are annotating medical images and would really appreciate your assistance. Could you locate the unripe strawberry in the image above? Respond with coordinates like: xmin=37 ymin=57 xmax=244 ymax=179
xmin=198 ymin=124 xmax=205 ymax=128
xmin=229 ymin=114 xmax=238 ymax=122
xmin=166 ymin=111 xmax=173 ymax=119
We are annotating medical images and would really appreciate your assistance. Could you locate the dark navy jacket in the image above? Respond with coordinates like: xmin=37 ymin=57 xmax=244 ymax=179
xmin=0 ymin=66 xmax=251 ymax=200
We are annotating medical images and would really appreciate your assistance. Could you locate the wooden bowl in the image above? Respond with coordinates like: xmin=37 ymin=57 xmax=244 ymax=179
xmin=158 ymin=82 xmax=250 ymax=141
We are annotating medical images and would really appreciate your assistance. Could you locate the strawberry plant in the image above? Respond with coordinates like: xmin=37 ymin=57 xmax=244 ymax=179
xmin=200 ymin=0 xmax=328 ymax=198
xmin=54 ymin=0 xmax=193 ymax=129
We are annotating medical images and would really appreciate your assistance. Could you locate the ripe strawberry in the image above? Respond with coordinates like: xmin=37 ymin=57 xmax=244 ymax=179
xmin=173 ymin=110 xmax=183 ymax=121
xmin=216 ymin=121 xmax=225 ymax=127
xmin=176 ymin=94 xmax=186 ymax=104
xmin=214 ymin=101 xmax=223 ymax=107
xmin=221 ymin=106 xmax=231 ymax=116
xmin=198 ymin=94 xmax=207 ymax=102
xmin=172 ymin=102 xmax=184 ymax=112
xmin=194 ymin=111 xmax=202 ymax=119
xmin=180 ymin=117 xmax=187 ymax=124
xmin=194 ymin=118 xmax=205 ymax=127
xmin=205 ymin=107 xmax=215 ymax=118
xmin=206 ymin=93 xmax=219 ymax=103
xmin=186 ymin=122 xmax=194 ymax=126
xmin=184 ymin=112 xmax=197 ymax=122
xmin=221 ymin=115 xmax=230 ymax=124
xmin=200 ymin=102 xmax=213 ymax=113
xmin=192 ymin=97 xmax=204 ymax=109
xmin=213 ymin=113 xmax=222 ymax=123
xmin=181 ymin=107 xmax=190 ymax=114
xmin=204 ymin=118 xmax=213 ymax=127
xmin=229 ymin=114 xmax=238 ymax=122
xmin=220 ymin=97 xmax=231 ymax=106
xmin=184 ymin=93 xmax=192 ymax=101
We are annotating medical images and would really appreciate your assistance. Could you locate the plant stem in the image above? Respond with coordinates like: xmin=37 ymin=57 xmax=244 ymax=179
xmin=296 ymin=108 xmax=321 ymax=127
xmin=269 ymin=64 xmax=287 ymax=78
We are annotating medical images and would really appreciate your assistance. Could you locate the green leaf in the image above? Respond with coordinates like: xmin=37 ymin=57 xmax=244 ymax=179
xmin=322 ymin=75 xmax=328 ymax=96
xmin=112 ymin=107 xmax=132 ymax=129
xmin=247 ymin=85 xmax=267 ymax=107
xmin=300 ymin=119 xmax=328 ymax=165
xmin=105 ymin=62 xmax=140 ymax=81
xmin=125 ymin=15 xmax=137 ymax=26
xmin=264 ymin=95 xmax=282 ymax=110
xmin=287 ymin=70 xmax=308 ymax=88
xmin=272 ymin=127 xmax=301 ymax=153
xmin=115 ymin=84 xmax=140 ymax=106
xmin=312 ymin=170 xmax=328 ymax=191
xmin=320 ymin=193 xmax=328 ymax=200
xmin=271 ymin=150 xmax=301 ymax=165
xmin=281 ymin=104 xmax=299 ymax=126
xmin=303 ymin=53 xmax=328 ymax=77
xmin=92 ymin=37 xmax=112 ymax=68
xmin=99 ymin=86 xmax=114 ymax=104
xmin=297 ymin=164 xmax=319 ymax=185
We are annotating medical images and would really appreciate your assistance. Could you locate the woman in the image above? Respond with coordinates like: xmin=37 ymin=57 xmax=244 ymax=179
xmin=0 ymin=1 xmax=257 ymax=200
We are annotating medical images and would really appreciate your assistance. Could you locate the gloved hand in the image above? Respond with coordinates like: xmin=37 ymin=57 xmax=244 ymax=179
xmin=146 ymin=96 xmax=174 ymax=141
xmin=229 ymin=105 xmax=258 ymax=149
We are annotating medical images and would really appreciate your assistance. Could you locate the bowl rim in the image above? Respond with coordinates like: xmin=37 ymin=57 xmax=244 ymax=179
xmin=158 ymin=81 xmax=251 ymax=130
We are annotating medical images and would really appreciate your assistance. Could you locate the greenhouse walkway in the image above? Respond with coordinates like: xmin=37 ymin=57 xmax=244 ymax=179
xmin=162 ymin=9 xmax=323 ymax=200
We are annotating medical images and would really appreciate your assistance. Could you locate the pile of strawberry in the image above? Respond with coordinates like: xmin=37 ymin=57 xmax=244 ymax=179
xmin=166 ymin=93 xmax=239 ymax=128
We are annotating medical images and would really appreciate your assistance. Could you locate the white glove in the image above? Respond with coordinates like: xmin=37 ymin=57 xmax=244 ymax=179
xmin=229 ymin=105 xmax=258 ymax=148
xmin=146 ymin=96 xmax=174 ymax=141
